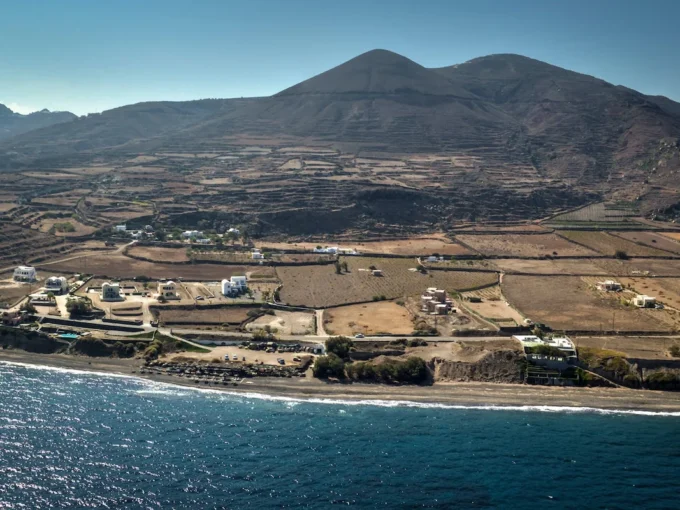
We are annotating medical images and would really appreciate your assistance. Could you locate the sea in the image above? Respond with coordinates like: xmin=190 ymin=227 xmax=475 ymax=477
xmin=1 ymin=362 xmax=679 ymax=509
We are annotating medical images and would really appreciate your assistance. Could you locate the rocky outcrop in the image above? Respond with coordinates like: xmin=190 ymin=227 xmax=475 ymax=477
xmin=430 ymin=350 xmax=525 ymax=383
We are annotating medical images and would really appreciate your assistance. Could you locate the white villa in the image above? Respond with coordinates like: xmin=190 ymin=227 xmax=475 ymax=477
xmin=45 ymin=276 xmax=69 ymax=295
xmin=633 ymin=295 xmax=656 ymax=308
xmin=13 ymin=266 xmax=37 ymax=283
xmin=101 ymin=282 xmax=122 ymax=301
xmin=252 ymin=250 xmax=264 ymax=260
xmin=221 ymin=275 xmax=248 ymax=296
xmin=227 ymin=227 xmax=240 ymax=236
xmin=113 ymin=224 xmax=127 ymax=232
xmin=157 ymin=281 xmax=179 ymax=300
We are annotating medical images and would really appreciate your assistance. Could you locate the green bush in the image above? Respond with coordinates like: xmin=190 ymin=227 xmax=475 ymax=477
xmin=312 ymin=354 xmax=345 ymax=378
xmin=325 ymin=336 xmax=354 ymax=359
xmin=346 ymin=357 xmax=428 ymax=384
xmin=669 ymin=344 xmax=680 ymax=357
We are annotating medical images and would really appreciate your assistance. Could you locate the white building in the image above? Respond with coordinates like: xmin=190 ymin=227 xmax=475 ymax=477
xmin=114 ymin=224 xmax=127 ymax=232
xmin=596 ymin=280 xmax=623 ymax=292
xmin=13 ymin=266 xmax=37 ymax=283
xmin=314 ymin=246 xmax=339 ymax=254
xmin=45 ymin=276 xmax=69 ymax=295
xmin=633 ymin=295 xmax=656 ymax=308
xmin=101 ymin=282 xmax=122 ymax=301
xmin=157 ymin=281 xmax=178 ymax=300
xmin=227 ymin=227 xmax=240 ymax=236
xmin=252 ymin=250 xmax=264 ymax=260
xmin=221 ymin=275 xmax=248 ymax=296
xmin=512 ymin=335 xmax=577 ymax=359
xmin=182 ymin=230 xmax=203 ymax=239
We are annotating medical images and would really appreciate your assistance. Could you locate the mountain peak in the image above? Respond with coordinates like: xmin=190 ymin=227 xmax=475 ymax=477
xmin=0 ymin=103 xmax=13 ymax=116
xmin=276 ymin=49 xmax=475 ymax=98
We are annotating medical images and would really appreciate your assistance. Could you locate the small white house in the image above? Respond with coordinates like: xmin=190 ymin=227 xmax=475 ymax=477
xmin=44 ymin=276 xmax=69 ymax=295
xmin=182 ymin=230 xmax=203 ymax=239
xmin=101 ymin=282 xmax=122 ymax=301
xmin=597 ymin=280 xmax=623 ymax=292
xmin=113 ymin=224 xmax=127 ymax=232
xmin=13 ymin=266 xmax=37 ymax=283
xmin=227 ymin=227 xmax=240 ymax=236
xmin=157 ymin=281 xmax=178 ymax=300
xmin=252 ymin=250 xmax=264 ymax=260
xmin=633 ymin=295 xmax=656 ymax=308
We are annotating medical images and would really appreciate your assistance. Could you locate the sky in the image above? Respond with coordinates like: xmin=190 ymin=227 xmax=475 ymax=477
xmin=2 ymin=0 xmax=679 ymax=115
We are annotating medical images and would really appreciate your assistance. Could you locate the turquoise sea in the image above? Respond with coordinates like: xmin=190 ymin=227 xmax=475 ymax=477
xmin=1 ymin=362 xmax=679 ymax=509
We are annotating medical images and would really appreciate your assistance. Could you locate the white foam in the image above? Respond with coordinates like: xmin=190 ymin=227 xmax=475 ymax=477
xmin=2 ymin=360 xmax=680 ymax=417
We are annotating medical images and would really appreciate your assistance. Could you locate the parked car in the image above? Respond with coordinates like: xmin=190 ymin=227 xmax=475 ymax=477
xmin=232 ymin=355 xmax=239 ymax=361
xmin=224 ymin=354 xmax=230 ymax=360
xmin=293 ymin=356 xmax=301 ymax=362
xmin=196 ymin=296 xmax=204 ymax=301
xmin=277 ymin=358 xmax=285 ymax=365
xmin=354 ymin=333 xmax=365 ymax=339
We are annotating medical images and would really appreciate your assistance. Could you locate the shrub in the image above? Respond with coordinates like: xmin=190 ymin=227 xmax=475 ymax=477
xmin=527 ymin=344 xmax=565 ymax=357
xmin=669 ymin=344 xmax=680 ymax=357
xmin=312 ymin=354 xmax=345 ymax=378
xmin=614 ymin=250 xmax=629 ymax=260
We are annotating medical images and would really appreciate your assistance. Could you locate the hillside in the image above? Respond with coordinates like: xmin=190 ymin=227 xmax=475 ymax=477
xmin=2 ymin=50 xmax=680 ymax=215
xmin=0 ymin=104 xmax=76 ymax=141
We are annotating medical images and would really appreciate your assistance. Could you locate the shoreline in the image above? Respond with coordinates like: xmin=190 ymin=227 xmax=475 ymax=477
xmin=2 ymin=350 xmax=680 ymax=414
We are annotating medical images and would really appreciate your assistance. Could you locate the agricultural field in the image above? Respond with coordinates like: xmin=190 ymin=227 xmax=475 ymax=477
xmin=126 ymin=245 xmax=190 ymax=263
xmin=575 ymin=336 xmax=678 ymax=360
xmin=277 ymin=257 xmax=498 ymax=308
xmin=616 ymin=232 xmax=680 ymax=254
xmin=618 ymin=278 xmax=680 ymax=310
xmin=246 ymin=310 xmax=315 ymax=336
xmin=455 ymin=233 xmax=596 ymax=257
xmin=41 ymin=253 xmax=271 ymax=281
xmin=257 ymin=234 xmax=472 ymax=256
xmin=153 ymin=306 xmax=255 ymax=326
xmin=323 ymin=301 xmax=414 ymax=336
xmin=558 ymin=231 xmax=670 ymax=256
xmin=0 ymin=280 xmax=31 ymax=308
xmin=502 ymin=275 xmax=669 ymax=332
xmin=33 ymin=218 xmax=98 ymax=237
xmin=494 ymin=258 xmax=608 ymax=275
xmin=191 ymin=251 xmax=334 ymax=264
xmin=460 ymin=286 xmax=526 ymax=326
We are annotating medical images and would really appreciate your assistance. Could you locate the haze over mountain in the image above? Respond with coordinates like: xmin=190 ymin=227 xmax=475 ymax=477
xmin=2 ymin=49 xmax=680 ymax=211
xmin=0 ymin=103 xmax=76 ymax=141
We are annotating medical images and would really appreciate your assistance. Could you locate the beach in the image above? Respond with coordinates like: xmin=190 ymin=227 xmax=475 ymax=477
xmin=2 ymin=349 xmax=680 ymax=413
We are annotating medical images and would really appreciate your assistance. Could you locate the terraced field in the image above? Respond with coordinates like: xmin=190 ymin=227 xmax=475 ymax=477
xmin=456 ymin=233 xmax=595 ymax=257
xmin=277 ymin=256 xmax=497 ymax=308
xmin=614 ymin=232 xmax=680 ymax=254
xmin=558 ymin=231 xmax=671 ymax=256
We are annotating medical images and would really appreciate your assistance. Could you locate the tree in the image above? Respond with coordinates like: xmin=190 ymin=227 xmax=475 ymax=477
xmin=614 ymin=250 xmax=629 ymax=260
xmin=334 ymin=261 xmax=342 ymax=274
xmin=325 ymin=336 xmax=354 ymax=359
xmin=46 ymin=292 xmax=55 ymax=302
xmin=66 ymin=298 xmax=91 ymax=317
xmin=20 ymin=301 xmax=37 ymax=314
xmin=155 ymin=230 xmax=167 ymax=241
xmin=312 ymin=354 xmax=345 ymax=379
xmin=341 ymin=261 xmax=349 ymax=272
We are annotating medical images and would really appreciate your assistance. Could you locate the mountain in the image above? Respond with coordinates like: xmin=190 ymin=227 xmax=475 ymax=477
xmin=277 ymin=49 xmax=475 ymax=98
xmin=0 ymin=104 xmax=77 ymax=141
xmin=2 ymin=50 xmax=680 ymax=203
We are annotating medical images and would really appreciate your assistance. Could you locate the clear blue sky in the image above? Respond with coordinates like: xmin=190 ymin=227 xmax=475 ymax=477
xmin=2 ymin=0 xmax=679 ymax=115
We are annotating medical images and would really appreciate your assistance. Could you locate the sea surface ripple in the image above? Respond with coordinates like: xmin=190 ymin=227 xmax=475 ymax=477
xmin=1 ymin=362 xmax=679 ymax=508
